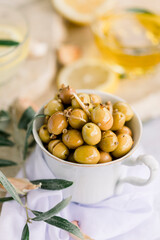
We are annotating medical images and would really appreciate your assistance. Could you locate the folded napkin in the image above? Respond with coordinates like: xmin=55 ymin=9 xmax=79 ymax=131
xmin=0 ymin=146 xmax=160 ymax=240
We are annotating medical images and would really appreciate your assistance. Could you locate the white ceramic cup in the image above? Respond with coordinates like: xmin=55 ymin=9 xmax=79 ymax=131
xmin=33 ymin=90 xmax=159 ymax=204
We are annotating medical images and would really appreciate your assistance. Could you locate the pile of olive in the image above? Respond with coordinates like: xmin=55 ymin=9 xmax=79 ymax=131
xmin=39 ymin=85 xmax=134 ymax=164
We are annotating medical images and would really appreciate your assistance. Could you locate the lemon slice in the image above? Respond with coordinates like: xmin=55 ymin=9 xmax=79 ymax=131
xmin=57 ymin=58 xmax=119 ymax=93
xmin=52 ymin=0 xmax=114 ymax=25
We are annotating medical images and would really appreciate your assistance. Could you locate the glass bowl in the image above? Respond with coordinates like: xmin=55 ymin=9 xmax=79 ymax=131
xmin=92 ymin=8 xmax=160 ymax=77
xmin=0 ymin=4 xmax=29 ymax=85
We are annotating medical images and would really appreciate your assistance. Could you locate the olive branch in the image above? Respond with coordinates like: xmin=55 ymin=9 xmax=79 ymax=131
xmin=0 ymin=108 xmax=83 ymax=240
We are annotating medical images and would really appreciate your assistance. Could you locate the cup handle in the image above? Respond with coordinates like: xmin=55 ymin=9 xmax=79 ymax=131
xmin=115 ymin=154 xmax=159 ymax=194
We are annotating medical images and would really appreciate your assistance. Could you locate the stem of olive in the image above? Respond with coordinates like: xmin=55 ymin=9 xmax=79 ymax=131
xmin=106 ymin=101 xmax=113 ymax=115
xmin=25 ymin=195 xmax=32 ymax=223
xmin=57 ymin=98 xmax=62 ymax=103
xmin=50 ymin=134 xmax=57 ymax=140
xmin=63 ymin=129 xmax=68 ymax=134
xmin=65 ymin=114 xmax=87 ymax=123
xmin=72 ymin=93 xmax=91 ymax=117
xmin=10 ymin=107 xmax=27 ymax=177
xmin=70 ymin=116 xmax=87 ymax=122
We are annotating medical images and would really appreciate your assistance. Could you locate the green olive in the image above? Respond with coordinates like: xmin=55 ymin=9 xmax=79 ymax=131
xmin=71 ymin=93 xmax=90 ymax=109
xmin=47 ymin=111 xmax=68 ymax=135
xmin=44 ymin=115 xmax=50 ymax=124
xmin=82 ymin=123 xmax=101 ymax=145
xmin=111 ymin=111 xmax=125 ymax=131
xmin=44 ymin=99 xmax=64 ymax=116
xmin=48 ymin=139 xmax=69 ymax=159
xmin=91 ymin=105 xmax=113 ymax=131
xmin=88 ymin=103 xmax=94 ymax=112
xmin=99 ymin=130 xmax=118 ymax=152
xmin=66 ymin=106 xmax=73 ymax=111
xmin=39 ymin=125 xmax=50 ymax=143
xmin=52 ymin=142 xmax=69 ymax=160
xmin=113 ymin=102 xmax=134 ymax=121
xmin=59 ymin=85 xmax=75 ymax=104
xmin=112 ymin=134 xmax=133 ymax=158
xmin=90 ymin=94 xmax=102 ymax=105
xmin=74 ymin=145 xmax=100 ymax=164
xmin=98 ymin=151 xmax=112 ymax=163
xmin=68 ymin=109 xmax=88 ymax=129
xmin=67 ymin=152 xmax=76 ymax=163
xmin=62 ymin=129 xmax=84 ymax=149
xmin=48 ymin=140 xmax=61 ymax=153
xmin=116 ymin=126 xmax=132 ymax=137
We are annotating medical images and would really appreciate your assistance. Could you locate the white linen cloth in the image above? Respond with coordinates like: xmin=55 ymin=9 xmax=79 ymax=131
xmin=0 ymin=143 xmax=160 ymax=240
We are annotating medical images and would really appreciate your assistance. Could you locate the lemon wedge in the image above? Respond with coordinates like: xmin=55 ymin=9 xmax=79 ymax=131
xmin=52 ymin=0 xmax=114 ymax=25
xmin=57 ymin=58 xmax=119 ymax=93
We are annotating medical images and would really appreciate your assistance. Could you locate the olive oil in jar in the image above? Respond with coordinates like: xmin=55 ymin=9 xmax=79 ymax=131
xmin=92 ymin=10 xmax=160 ymax=76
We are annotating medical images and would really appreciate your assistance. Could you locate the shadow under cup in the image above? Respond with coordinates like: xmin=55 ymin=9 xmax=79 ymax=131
xmin=33 ymin=90 xmax=142 ymax=204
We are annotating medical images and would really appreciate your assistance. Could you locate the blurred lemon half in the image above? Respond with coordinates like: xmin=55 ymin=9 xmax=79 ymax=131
xmin=52 ymin=0 xmax=114 ymax=25
xmin=57 ymin=58 xmax=119 ymax=93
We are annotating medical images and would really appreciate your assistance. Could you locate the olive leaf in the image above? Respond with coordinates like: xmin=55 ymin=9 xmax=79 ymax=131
xmin=18 ymin=107 xmax=35 ymax=130
xmin=21 ymin=223 xmax=29 ymax=240
xmin=127 ymin=8 xmax=154 ymax=15
xmin=0 ymin=129 xmax=14 ymax=147
xmin=0 ymin=197 xmax=13 ymax=202
xmin=0 ymin=40 xmax=20 ymax=46
xmin=28 ymin=139 xmax=36 ymax=148
xmin=0 ymin=159 xmax=17 ymax=167
xmin=46 ymin=216 xmax=84 ymax=240
xmin=33 ymin=212 xmax=84 ymax=240
xmin=32 ymin=196 xmax=71 ymax=221
xmin=0 ymin=110 xmax=10 ymax=121
xmin=0 ymin=130 xmax=10 ymax=138
xmin=23 ymin=114 xmax=45 ymax=160
xmin=31 ymin=179 xmax=73 ymax=191
xmin=0 ymin=138 xmax=14 ymax=147
xmin=0 ymin=170 xmax=23 ymax=206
